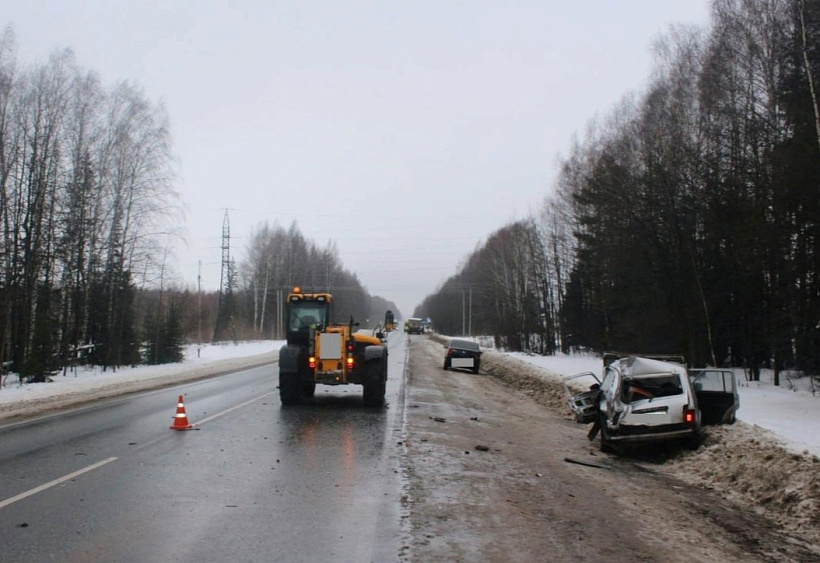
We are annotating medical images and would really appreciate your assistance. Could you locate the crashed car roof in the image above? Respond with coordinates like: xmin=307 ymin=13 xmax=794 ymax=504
xmin=615 ymin=356 xmax=687 ymax=378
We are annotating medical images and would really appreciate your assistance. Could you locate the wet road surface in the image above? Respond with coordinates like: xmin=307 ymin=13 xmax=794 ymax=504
xmin=0 ymin=332 xmax=408 ymax=562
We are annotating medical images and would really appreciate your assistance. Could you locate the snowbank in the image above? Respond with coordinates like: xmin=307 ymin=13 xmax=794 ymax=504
xmin=506 ymin=351 xmax=820 ymax=459
xmin=486 ymin=348 xmax=820 ymax=549
xmin=0 ymin=341 xmax=281 ymax=421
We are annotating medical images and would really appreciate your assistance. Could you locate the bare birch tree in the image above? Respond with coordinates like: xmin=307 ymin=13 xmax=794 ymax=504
xmin=798 ymin=0 xmax=820 ymax=154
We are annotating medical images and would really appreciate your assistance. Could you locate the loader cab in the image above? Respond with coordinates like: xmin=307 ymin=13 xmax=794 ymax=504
xmin=285 ymin=289 xmax=331 ymax=345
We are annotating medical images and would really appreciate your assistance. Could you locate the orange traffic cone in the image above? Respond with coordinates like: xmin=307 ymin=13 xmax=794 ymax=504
xmin=170 ymin=395 xmax=194 ymax=430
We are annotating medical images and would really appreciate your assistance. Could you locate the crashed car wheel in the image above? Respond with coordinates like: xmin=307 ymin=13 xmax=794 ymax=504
xmin=598 ymin=413 xmax=615 ymax=454
xmin=685 ymin=433 xmax=702 ymax=451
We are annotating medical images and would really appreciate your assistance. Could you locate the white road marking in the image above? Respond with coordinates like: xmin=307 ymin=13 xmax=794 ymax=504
xmin=194 ymin=391 xmax=277 ymax=426
xmin=0 ymin=456 xmax=118 ymax=510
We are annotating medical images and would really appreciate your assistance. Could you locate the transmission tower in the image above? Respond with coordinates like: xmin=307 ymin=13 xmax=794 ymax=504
xmin=213 ymin=210 xmax=236 ymax=342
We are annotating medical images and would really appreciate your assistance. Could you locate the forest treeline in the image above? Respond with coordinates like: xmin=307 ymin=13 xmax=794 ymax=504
xmin=236 ymin=220 xmax=399 ymax=338
xmin=6 ymin=1 xmax=818 ymax=384
xmin=416 ymin=0 xmax=820 ymax=380
xmin=0 ymin=27 xmax=396 ymax=382
xmin=0 ymin=28 xmax=180 ymax=381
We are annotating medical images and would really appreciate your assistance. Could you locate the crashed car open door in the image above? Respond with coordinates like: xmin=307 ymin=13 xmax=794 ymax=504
xmin=564 ymin=371 xmax=602 ymax=424
xmin=688 ymin=368 xmax=739 ymax=425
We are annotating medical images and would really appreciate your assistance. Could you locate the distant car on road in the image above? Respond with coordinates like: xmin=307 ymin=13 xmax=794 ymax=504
xmin=443 ymin=339 xmax=481 ymax=374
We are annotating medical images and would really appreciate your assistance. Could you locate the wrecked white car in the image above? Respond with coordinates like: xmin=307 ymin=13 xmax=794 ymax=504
xmin=567 ymin=354 xmax=702 ymax=452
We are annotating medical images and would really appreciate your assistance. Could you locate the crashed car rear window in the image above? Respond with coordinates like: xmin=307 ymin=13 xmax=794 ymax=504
xmin=450 ymin=339 xmax=479 ymax=351
xmin=621 ymin=375 xmax=683 ymax=403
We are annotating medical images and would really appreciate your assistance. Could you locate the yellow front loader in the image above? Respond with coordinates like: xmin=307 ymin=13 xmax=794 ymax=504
xmin=278 ymin=288 xmax=388 ymax=406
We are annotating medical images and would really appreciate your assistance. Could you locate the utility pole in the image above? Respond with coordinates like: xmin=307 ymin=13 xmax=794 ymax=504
xmin=197 ymin=260 xmax=202 ymax=358
xmin=213 ymin=210 xmax=235 ymax=343
xmin=462 ymin=288 xmax=466 ymax=336
xmin=468 ymin=284 xmax=473 ymax=337
xmin=461 ymin=285 xmax=474 ymax=337
xmin=276 ymin=288 xmax=283 ymax=340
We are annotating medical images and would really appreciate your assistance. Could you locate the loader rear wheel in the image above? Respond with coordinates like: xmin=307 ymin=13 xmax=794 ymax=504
xmin=279 ymin=370 xmax=302 ymax=405
xmin=362 ymin=360 xmax=386 ymax=407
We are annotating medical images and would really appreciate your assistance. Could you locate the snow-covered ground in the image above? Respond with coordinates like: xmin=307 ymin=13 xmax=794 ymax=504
xmin=2 ymin=340 xmax=818 ymax=461
xmin=507 ymin=351 xmax=820 ymax=458
xmin=0 ymin=341 xmax=282 ymax=418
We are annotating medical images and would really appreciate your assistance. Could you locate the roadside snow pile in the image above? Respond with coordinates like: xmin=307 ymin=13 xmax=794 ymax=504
xmin=668 ymin=424 xmax=820 ymax=546
xmin=480 ymin=349 xmax=568 ymax=411
xmin=431 ymin=334 xmax=570 ymax=411
xmin=0 ymin=341 xmax=279 ymax=421
xmin=471 ymin=344 xmax=820 ymax=549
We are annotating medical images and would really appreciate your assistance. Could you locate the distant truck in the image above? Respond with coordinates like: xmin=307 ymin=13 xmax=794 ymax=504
xmin=406 ymin=318 xmax=424 ymax=334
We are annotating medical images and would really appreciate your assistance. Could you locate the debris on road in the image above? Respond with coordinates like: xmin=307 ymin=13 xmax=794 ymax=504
xmin=564 ymin=456 xmax=612 ymax=470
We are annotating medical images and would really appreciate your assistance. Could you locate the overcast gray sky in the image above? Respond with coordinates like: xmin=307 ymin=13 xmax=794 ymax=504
xmin=6 ymin=1 xmax=711 ymax=318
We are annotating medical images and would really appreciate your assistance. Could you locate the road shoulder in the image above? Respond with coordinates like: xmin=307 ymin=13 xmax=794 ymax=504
xmin=401 ymin=336 xmax=814 ymax=562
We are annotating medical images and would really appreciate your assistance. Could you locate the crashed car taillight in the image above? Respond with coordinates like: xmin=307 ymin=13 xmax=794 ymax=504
xmin=684 ymin=407 xmax=696 ymax=424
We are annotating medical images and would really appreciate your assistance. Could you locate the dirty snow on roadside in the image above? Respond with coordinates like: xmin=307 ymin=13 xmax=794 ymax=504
xmin=506 ymin=350 xmax=820 ymax=459
xmin=481 ymin=348 xmax=820 ymax=550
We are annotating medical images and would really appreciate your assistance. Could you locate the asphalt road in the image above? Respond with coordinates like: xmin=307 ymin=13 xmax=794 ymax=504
xmin=0 ymin=332 xmax=408 ymax=562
